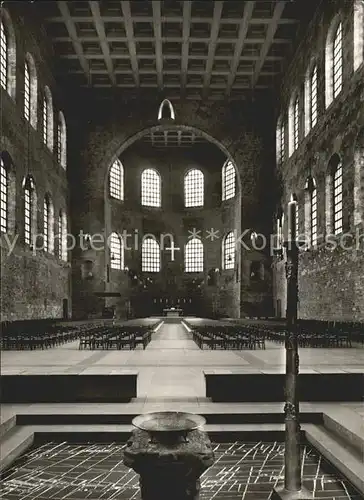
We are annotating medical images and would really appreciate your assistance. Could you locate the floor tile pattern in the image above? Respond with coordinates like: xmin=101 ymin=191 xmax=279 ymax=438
xmin=0 ymin=441 xmax=360 ymax=499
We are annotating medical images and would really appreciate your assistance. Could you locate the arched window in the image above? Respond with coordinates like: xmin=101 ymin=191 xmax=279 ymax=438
xmin=222 ymin=160 xmax=236 ymax=201
xmin=43 ymin=195 xmax=54 ymax=254
xmin=354 ymin=127 xmax=364 ymax=225
xmin=328 ymin=155 xmax=343 ymax=235
xmin=141 ymin=168 xmax=161 ymax=207
xmin=293 ymin=96 xmax=299 ymax=150
xmin=43 ymin=86 xmax=54 ymax=151
xmin=325 ymin=20 xmax=343 ymax=107
xmin=290 ymin=193 xmax=299 ymax=238
xmin=0 ymin=10 xmax=16 ymax=99
xmin=57 ymin=111 xmax=67 ymax=169
xmin=223 ymin=231 xmax=235 ymax=270
xmin=142 ymin=237 xmax=160 ymax=272
xmin=24 ymin=54 xmax=37 ymax=128
xmin=288 ymin=92 xmax=300 ymax=155
xmin=275 ymin=211 xmax=284 ymax=249
xmin=309 ymin=64 xmax=318 ymax=129
xmin=110 ymin=232 xmax=124 ymax=270
xmin=333 ymin=22 xmax=343 ymax=99
xmin=23 ymin=176 xmax=36 ymax=246
xmin=109 ymin=159 xmax=124 ymax=200
xmin=58 ymin=209 xmax=67 ymax=261
xmin=24 ymin=60 xmax=30 ymax=122
xmin=0 ymin=19 xmax=8 ymax=91
xmin=305 ymin=177 xmax=317 ymax=247
xmin=276 ymin=117 xmax=285 ymax=164
xmin=0 ymin=155 xmax=8 ymax=233
xmin=158 ymin=99 xmax=175 ymax=120
xmin=185 ymin=237 xmax=203 ymax=272
xmin=354 ymin=0 xmax=364 ymax=71
xmin=184 ymin=169 xmax=204 ymax=207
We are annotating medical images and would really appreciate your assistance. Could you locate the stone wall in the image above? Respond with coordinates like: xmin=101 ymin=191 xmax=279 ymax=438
xmin=72 ymin=142 xmax=242 ymax=318
xmin=0 ymin=5 xmax=71 ymax=321
xmin=0 ymin=4 xmax=278 ymax=321
xmin=273 ymin=0 xmax=364 ymax=321
xmin=68 ymin=95 xmax=273 ymax=319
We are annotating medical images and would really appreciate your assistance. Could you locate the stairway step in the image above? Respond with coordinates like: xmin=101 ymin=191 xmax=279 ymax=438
xmin=304 ymin=424 xmax=364 ymax=496
xmin=322 ymin=408 xmax=364 ymax=456
xmin=0 ymin=426 xmax=34 ymax=473
xmin=27 ymin=422 xmax=286 ymax=434
xmin=0 ymin=414 xmax=16 ymax=440
xmin=24 ymin=423 xmax=288 ymax=444
xmin=15 ymin=411 xmax=321 ymax=426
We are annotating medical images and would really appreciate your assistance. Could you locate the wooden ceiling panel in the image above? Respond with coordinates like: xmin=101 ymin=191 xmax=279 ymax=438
xmin=36 ymin=0 xmax=317 ymax=98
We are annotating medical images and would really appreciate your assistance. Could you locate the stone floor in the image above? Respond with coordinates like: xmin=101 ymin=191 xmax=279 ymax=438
xmin=1 ymin=319 xmax=363 ymax=499
xmin=0 ymin=441 xmax=360 ymax=500
xmin=1 ymin=320 xmax=364 ymax=401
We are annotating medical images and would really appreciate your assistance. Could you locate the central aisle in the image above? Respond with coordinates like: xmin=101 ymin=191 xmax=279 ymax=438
xmin=146 ymin=320 xmax=199 ymax=350
xmin=138 ymin=321 xmax=204 ymax=401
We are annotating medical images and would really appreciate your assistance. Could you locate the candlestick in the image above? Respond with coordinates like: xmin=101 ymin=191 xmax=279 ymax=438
xmin=288 ymin=200 xmax=297 ymax=243
xmin=272 ymin=235 xmax=312 ymax=500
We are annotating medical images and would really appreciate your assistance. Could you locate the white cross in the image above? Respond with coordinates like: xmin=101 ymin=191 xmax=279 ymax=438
xmin=165 ymin=240 xmax=180 ymax=261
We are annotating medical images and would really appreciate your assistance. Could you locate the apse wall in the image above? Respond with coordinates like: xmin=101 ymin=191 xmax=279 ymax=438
xmin=68 ymin=92 xmax=275 ymax=320
xmin=0 ymin=5 xmax=71 ymax=321
xmin=74 ymin=143 xmax=241 ymax=319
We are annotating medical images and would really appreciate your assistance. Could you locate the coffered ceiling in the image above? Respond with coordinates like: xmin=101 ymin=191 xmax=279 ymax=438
xmin=34 ymin=1 xmax=318 ymax=100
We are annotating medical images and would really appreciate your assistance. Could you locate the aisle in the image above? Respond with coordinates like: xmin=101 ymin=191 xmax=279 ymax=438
xmin=146 ymin=321 xmax=199 ymax=350
xmin=138 ymin=322 xmax=204 ymax=400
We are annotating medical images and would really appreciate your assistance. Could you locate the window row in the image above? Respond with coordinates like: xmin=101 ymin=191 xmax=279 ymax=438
xmin=277 ymin=154 xmax=344 ymax=248
xmin=277 ymin=2 xmax=364 ymax=163
xmin=109 ymin=232 xmax=236 ymax=273
xmin=0 ymin=156 xmax=68 ymax=260
xmin=0 ymin=10 xmax=67 ymax=168
xmin=109 ymin=159 xmax=236 ymax=207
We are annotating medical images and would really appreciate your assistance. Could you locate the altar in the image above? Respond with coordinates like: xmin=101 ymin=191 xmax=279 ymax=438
xmin=163 ymin=307 xmax=183 ymax=317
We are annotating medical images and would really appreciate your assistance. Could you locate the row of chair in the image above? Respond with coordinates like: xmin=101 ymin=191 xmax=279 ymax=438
xmin=263 ymin=327 xmax=353 ymax=348
xmin=231 ymin=321 xmax=361 ymax=348
xmin=78 ymin=324 xmax=156 ymax=350
xmin=0 ymin=321 xmax=86 ymax=350
xmin=186 ymin=323 xmax=266 ymax=350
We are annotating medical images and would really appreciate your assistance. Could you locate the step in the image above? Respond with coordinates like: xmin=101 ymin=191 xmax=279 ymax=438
xmin=15 ymin=411 xmax=322 ymax=426
xmin=25 ymin=423 xmax=289 ymax=446
xmin=322 ymin=408 xmax=364 ymax=456
xmin=0 ymin=414 xmax=16 ymax=440
xmin=0 ymin=426 xmax=34 ymax=472
xmin=304 ymin=424 xmax=364 ymax=496
xmin=0 ymin=424 xmax=289 ymax=465
xmin=27 ymin=422 xmax=286 ymax=436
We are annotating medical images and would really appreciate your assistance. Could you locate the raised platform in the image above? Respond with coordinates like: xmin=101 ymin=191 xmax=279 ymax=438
xmin=1 ymin=318 xmax=363 ymax=498
xmin=204 ymin=371 xmax=364 ymax=402
xmin=0 ymin=372 xmax=138 ymax=403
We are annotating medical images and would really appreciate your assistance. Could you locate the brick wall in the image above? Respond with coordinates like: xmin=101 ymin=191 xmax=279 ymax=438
xmin=1 ymin=4 xmax=277 ymax=321
xmin=68 ymin=95 xmax=273 ymax=319
xmin=273 ymin=0 xmax=364 ymax=321
xmin=0 ymin=5 xmax=71 ymax=321
xmin=72 ymin=143 xmax=242 ymax=318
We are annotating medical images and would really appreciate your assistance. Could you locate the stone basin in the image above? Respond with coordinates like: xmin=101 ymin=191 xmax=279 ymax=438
xmin=132 ymin=411 xmax=206 ymax=433
xmin=125 ymin=411 xmax=214 ymax=499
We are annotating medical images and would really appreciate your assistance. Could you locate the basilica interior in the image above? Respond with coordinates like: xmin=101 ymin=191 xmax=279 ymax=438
xmin=0 ymin=1 xmax=363 ymax=499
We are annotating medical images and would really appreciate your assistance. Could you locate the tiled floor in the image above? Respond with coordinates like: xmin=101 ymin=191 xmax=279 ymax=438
xmin=0 ymin=441 xmax=360 ymax=500
xmin=1 ymin=320 xmax=363 ymax=401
